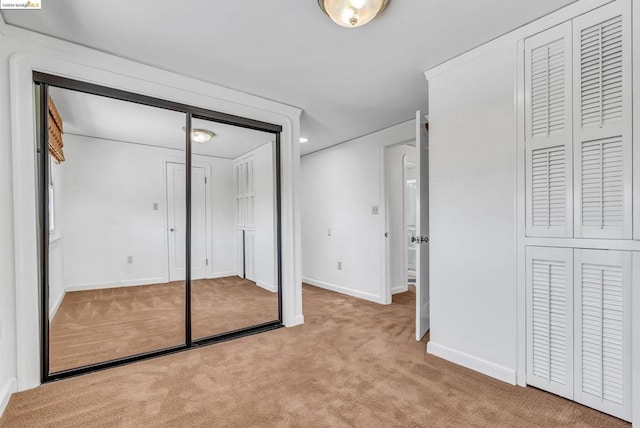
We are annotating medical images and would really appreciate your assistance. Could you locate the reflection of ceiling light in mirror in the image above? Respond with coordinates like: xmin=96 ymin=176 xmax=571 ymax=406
xmin=191 ymin=129 xmax=214 ymax=143
xmin=299 ymin=137 xmax=309 ymax=143
xmin=182 ymin=126 xmax=215 ymax=143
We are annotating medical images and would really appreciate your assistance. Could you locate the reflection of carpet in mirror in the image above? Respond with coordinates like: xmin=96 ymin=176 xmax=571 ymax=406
xmin=49 ymin=276 xmax=279 ymax=373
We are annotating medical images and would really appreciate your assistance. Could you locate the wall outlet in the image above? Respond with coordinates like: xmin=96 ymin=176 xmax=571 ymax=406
xmin=127 ymin=256 xmax=133 ymax=264
xmin=338 ymin=261 xmax=342 ymax=270
xmin=328 ymin=228 xmax=332 ymax=236
xmin=372 ymin=205 xmax=379 ymax=215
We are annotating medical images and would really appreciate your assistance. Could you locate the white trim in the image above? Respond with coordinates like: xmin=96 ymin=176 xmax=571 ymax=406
xmin=391 ymin=285 xmax=409 ymax=295
xmin=634 ymin=2 xmax=640 ymax=426
xmin=8 ymin=31 xmax=301 ymax=391
xmin=292 ymin=314 xmax=305 ymax=326
xmin=48 ymin=289 xmax=65 ymax=322
xmin=633 ymin=253 xmax=640 ymax=426
xmin=515 ymin=37 xmax=527 ymax=388
xmin=0 ymin=378 xmax=17 ymax=419
xmin=427 ymin=341 xmax=517 ymax=385
xmin=424 ymin=0 xmax=615 ymax=80
xmin=208 ymin=271 xmax=238 ymax=280
xmin=634 ymin=0 xmax=640 ymax=243
xmin=302 ymin=277 xmax=384 ymax=304
xmin=65 ymin=277 xmax=167 ymax=292
xmin=256 ymin=280 xmax=277 ymax=293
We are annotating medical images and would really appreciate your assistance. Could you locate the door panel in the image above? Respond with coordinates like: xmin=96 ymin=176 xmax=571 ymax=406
xmin=526 ymin=246 xmax=574 ymax=399
xmin=524 ymin=22 xmax=573 ymax=238
xmin=574 ymin=249 xmax=631 ymax=420
xmin=416 ymin=110 xmax=430 ymax=341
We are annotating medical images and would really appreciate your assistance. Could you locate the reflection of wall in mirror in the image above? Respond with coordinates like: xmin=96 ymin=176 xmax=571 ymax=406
xmin=234 ymin=142 xmax=276 ymax=292
xmin=49 ymin=158 xmax=66 ymax=320
xmin=50 ymin=134 xmax=236 ymax=312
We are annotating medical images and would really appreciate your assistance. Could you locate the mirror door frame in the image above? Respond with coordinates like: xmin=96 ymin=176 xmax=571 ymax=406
xmin=35 ymin=71 xmax=284 ymax=382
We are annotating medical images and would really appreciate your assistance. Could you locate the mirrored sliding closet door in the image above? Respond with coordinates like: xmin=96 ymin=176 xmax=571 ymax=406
xmin=190 ymin=117 xmax=280 ymax=340
xmin=42 ymin=86 xmax=187 ymax=374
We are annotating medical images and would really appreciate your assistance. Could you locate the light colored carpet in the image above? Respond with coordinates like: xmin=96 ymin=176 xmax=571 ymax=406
xmin=49 ymin=276 xmax=278 ymax=372
xmin=1 ymin=285 xmax=629 ymax=427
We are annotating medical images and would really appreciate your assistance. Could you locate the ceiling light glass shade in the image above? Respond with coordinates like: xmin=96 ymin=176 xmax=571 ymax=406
xmin=191 ymin=129 xmax=214 ymax=143
xmin=318 ymin=0 xmax=390 ymax=28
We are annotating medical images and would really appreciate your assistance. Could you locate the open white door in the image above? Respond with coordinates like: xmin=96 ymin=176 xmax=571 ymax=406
xmin=415 ymin=110 xmax=430 ymax=341
xmin=167 ymin=163 xmax=208 ymax=281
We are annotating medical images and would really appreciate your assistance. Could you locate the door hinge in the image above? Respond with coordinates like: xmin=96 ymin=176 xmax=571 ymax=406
xmin=204 ymin=177 xmax=207 ymax=184
xmin=206 ymin=258 xmax=209 ymax=266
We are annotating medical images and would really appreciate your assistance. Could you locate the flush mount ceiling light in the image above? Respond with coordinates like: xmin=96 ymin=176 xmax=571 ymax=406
xmin=318 ymin=0 xmax=390 ymax=28
xmin=299 ymin=137 xmax=309 ymax=143
xmin=182 ymin=127 xmax=215 ymax=143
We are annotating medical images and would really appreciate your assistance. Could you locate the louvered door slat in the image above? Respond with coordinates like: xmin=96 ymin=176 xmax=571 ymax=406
xmin=574 ymin=249 xmax=631 ymax=420
xmin=525 ymin=23 xmax=573 ymax=237
xmin=526 ymin=246 xmax=573 ymax=399
xmin=573 ymin=2 xmax=631 ymax=239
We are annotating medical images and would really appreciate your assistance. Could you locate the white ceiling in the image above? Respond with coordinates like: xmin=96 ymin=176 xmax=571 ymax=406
xmin=4 ymin=0 xmax=577 ymax=155
xmin=49 ymin=87 xmax=273 ymax=159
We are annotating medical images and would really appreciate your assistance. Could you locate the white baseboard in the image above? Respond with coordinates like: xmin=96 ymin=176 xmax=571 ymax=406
xmin=256 ymin=280 xmax=277 ymax=293
xmin=207 ymin=271 xmax=238 ymax=280
xmin=302 ymin=277 xmax=383 ymax=304
xmin=65 ymin=277 xmax=167 ymax=292
xmin=0 ymin=378 xmax=17 ymax=420
xmin=49 ymin=289 xmax=65 ymax=321
xmin=392 ymin=285 xmax=409 ymax=294
xmin=427 ymin=341 xmax=517 ymax=385
xmin=286 ymin=314 xmax=304 ymax=327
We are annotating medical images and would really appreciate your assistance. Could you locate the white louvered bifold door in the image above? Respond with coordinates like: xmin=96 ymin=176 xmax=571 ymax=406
xmin=574 ymin=249 xmax=631 ymax=421
xmin=525 ymin=23 xmax=573 ymax=238
xmin=526 ymin=246 xmax=574 ymax=399
xmin=573 ymin=1 xmax=632 ymax=239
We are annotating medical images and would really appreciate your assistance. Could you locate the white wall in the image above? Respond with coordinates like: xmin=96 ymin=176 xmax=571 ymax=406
xmin=301 ymin=121 xmax=415 ymax=304
xmin=59 ymin=135 xmax=235 ymax=290
xmin=0 ymin=27 xmax=18 ymax=418
xmin=385 ymin=144 xmax=417 ymax=295
xmin=253 ymin=143 xmax=276 ymax=292
xmin=1 ymin=17 xmax=302 ymax=403
xmin=425 ymin=38 xmax=518 ymax=384
xmin=48 ymin=159 xmax=66 ymax=319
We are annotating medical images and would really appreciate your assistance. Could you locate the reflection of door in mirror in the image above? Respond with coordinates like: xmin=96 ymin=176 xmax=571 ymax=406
xmin=166 ymin=163 xmax=208 ymax=281
xmin=46 ymin=86 xmax=187 ymax=374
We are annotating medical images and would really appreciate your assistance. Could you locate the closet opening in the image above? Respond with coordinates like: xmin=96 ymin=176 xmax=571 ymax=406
xmin=34 ymin=72 xmax=283 ymax=382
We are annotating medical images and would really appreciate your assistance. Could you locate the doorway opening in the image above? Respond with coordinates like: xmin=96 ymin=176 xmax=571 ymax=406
xmin=383 ymin=111 xmax=429 ymax=342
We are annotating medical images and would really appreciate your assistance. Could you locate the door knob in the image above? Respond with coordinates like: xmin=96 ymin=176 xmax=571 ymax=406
xmin=411 ymin=236 xmax=429 ymax=243
xmin=169 ymin=228 xmax=175 ymax=232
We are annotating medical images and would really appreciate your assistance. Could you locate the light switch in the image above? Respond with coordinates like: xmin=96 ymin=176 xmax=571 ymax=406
xmin=372 ymin=205 xmax=379 ymax=215
xmin=328 ymin=228 xmax=332 ymax=236
xmin=153 ymin=203 xmax=159 ymax=211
